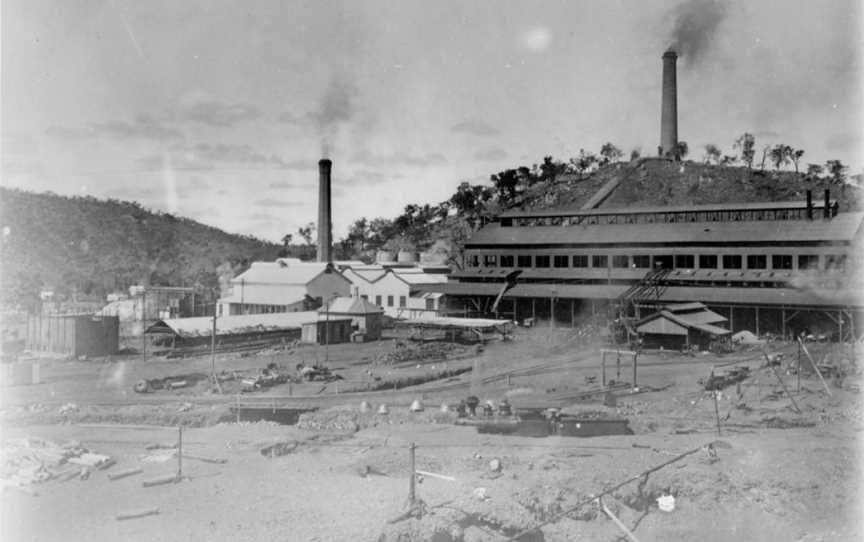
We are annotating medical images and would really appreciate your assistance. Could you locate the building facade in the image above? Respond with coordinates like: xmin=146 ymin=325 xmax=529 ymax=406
xmin=426 ymin=198 xmax=864 ymax=341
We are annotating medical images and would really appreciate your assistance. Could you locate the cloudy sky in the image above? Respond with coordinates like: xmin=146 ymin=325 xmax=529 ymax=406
xmin=2 ymin=0 xmax=862 ymax=242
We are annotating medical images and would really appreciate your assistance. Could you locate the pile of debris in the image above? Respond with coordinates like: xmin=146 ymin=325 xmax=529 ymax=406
xmin=375 ymin=341 xmax=466 ymax=365
xmin=1 ymin=437 xmax=111 ymax=490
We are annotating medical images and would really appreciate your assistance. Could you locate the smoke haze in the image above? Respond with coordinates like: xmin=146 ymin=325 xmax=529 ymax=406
xmin=666 ymin=0 xmax=729 ymax=66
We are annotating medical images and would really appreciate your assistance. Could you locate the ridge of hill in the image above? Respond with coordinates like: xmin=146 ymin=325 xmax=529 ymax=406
xmin=0 ymin=187 xmax=281 ymax=309
xmin=516 ymin=158 xmax=862 ymax=212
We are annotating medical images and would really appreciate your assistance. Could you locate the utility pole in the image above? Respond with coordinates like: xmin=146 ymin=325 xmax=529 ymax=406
xmin=210 ymin=314 xmax=221 ymax=393
xmin=141 ymin=289 xmax=146 ymax=363
xmin=324 ymin=296 xmax=330 ymax=366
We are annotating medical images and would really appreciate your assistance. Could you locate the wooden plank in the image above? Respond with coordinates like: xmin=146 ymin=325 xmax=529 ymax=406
xmin=116 ymin=508 xmax=159 ymax=521
xmin=142 ymin=474 xmax=179 ymax=487
xmin=108 ymin=467 xmax=142 ymax=481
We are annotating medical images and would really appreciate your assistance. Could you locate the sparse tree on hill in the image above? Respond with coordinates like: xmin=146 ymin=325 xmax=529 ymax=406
xmin=703 ymin=144 xmax=722 ymax=165
xmin=281 ymin=233 xmax=293 ymax=248
xmin=297 ymin=222 xmax=316 ymax=245
xmin=490 ymin=169 xmax=520 ymax=206
xmin=539 ymin=156 xmax=567 ymax=182
xmin=826 ymin=160 xmax=848 ymax=184
xmin=569 ymin=149 xmax=598 ymax=177
xmin=720 ymin=155 xmax=737 ymax=165
xmin=759 ymin=145 xmax=770 ymax=171
xmin=769 ymin=144 xmax=792 ymax=170
xmin=630 ymin=148 xmax=641 ymax=161
xmin=733 ymin=133 xmax=756 ymax=169
xmin=806 ymin=163 xmax=824 ymax=179
xmin=790 ymin=149 xmax=805 ymax=173
xmin=674 ymin=141 xmax=689 ymax=160
xmin=599 ymin=143 xmax=624 ymax=165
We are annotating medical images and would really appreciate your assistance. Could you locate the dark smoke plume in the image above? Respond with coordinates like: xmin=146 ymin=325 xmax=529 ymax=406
xmin=666 ymin=0 xmax=728 ymax=66
xmin=315 ymin=79 xmax=354 ymax=158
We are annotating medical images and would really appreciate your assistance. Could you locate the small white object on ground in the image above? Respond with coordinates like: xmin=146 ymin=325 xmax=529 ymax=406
xmin=657 ymin=494 xmax=675 ymax=512
xmin=359 ymin=401 xmax=371 ymax=413
xmin=473 ymin=487 xmax=489 ymax=500
xmin=409 ymin=399 xmax=424 ymax=412
xmin=440 ymin=403 xmax=449 ymax=413
xmin=377 ymin=404 xmax=389 ymax=415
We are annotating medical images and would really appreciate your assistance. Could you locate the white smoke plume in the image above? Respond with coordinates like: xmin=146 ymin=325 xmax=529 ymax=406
xmin=666 ymin=0 xmax=729 ymax=67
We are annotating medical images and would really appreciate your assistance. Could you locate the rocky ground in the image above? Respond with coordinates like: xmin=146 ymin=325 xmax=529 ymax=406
xmin=1 ymin=328 xmax=862 ymax=541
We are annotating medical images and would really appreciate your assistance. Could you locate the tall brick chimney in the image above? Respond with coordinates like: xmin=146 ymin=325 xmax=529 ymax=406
xmin=659 ymin=50 xmax=678 ymax=159
xmin=317 ymin=159 xmax=332 ymax=262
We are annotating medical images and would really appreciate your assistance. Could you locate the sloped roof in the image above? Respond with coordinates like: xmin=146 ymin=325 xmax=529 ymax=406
xmin=466 ymin=212 xmax=864 ymax=247
xmin=344 ymin=267 xmax=388 ymax=283
xmin=319 ymin=296 xmax=384 ymax=315
xmin=662 ymin=303 xmax=727 ymax=325
xmin=499 ymin=200 xmax=829 ymax=218
xmin=217 ymin=286 xmax=308 ymax=307
xmin=394 ymin=271 xmax=449 ymax=285
xmin=145 ymin=312 xmax=319 ymax=338
xmin=637 ymin=310 xmax=731 ymax=336
xmin=232 ymin=261 xmax=343 ymax=285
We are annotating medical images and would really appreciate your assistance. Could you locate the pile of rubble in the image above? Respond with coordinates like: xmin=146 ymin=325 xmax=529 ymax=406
xmin=1 ymin=437 xmax=111 ymax=491
xmin=375 ymin=341 xmax=466 ymax=365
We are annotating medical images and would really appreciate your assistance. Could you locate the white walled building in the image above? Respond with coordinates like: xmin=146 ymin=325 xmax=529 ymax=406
xmin=341 ymin=266 xmax=448 ymax=318
xmin=217 ymin=258 xmax=351 ymax=316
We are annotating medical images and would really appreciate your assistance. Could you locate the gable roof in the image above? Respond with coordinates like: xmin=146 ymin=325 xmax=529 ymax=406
xmin=232 ymin=261 xmax=344 ymax=286
xmin=637 ymin=310 xmax=731 ymax=336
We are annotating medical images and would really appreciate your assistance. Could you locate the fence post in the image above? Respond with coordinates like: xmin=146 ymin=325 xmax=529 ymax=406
xmin=177 ymin=426 xmax=183 ymax=480
xmin=408 ymin=442 xmax=416 ymax=505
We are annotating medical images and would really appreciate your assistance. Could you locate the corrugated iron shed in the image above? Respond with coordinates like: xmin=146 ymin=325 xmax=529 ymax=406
xmin=498 ymin=200 xmax=830 ymax=218
xmin=145 ymin=312 xmax=319 ymax=339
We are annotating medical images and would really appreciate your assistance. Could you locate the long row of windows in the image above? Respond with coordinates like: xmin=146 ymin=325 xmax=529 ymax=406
xmin=469 ymin=253 xmax=847 ymax=271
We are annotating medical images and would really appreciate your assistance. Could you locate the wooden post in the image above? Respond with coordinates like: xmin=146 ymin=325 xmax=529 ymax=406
xmin=712 ymin=387 xmax=722 ymax=436
xmin=601 ymin=351 xmax=606 ymax=387
xmin=531 ymin=298 xmax=536 ymax=322
xmin=798 ymin=338 xmax=832 ymax=396
xmin=177 ymin=426 xmax=183 ymax=479
xmin=632 ymin=352 xmax=637 ymax=389
xmin=408 ymin=442 xmax=416 ymax=505
xmin=141 ymin=290 xmax=146 ymax=363
xmin=571 ymin=299 xmax=575 ymax=328
xmin=729 ymin=307 xmax=734 ymax=332
xmin=235 ymin=395 xmax=240 ymax=423
xmin=550 ymin=298 xmax=555 ymax=329
xmin=764 ymin=352 xmax=802 ymax=413
xmin=796 ymin=341 xmax=801 ymax=393
xmin=616 ymin=350 xmax=621 ymax=380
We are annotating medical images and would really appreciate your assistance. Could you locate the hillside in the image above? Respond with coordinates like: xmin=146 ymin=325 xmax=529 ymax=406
xmin=517 ymin=158 xmax=862 ymax=212
xmin=0 ymin=188 xmax=281 ymax=309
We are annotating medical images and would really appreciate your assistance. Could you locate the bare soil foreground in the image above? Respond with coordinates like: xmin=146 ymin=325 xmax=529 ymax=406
xmin=2 ymin=328 xmax=862 ymax=541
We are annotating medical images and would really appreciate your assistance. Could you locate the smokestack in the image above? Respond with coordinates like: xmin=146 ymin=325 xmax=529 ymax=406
xmin=824 ymin=189 xmax=830 ymax=219
xmin=806 ymin=190 xmax=813 ymax=220
xmin=317 ymin=159 xmax=332 ymax=262
xmin=660 ymin=50 xmax=678 ymax=159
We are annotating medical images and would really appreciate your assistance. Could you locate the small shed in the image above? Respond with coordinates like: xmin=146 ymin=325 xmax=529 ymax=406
xmin=301 ymin=318 xmax=354 ymax=345
xmin=318 ymin=295 xmax=384 ymax=341
xmin=26 ymin=314 xmax=119 ymax=357
xmin=636 ymin=305 xmax=730 ymax=350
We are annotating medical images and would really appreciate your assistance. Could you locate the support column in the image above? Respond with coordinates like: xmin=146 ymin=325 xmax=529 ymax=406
xmin=531 ymin=298 xmax=536 ymax=322
xmin=551 ymin=298 xmax=556 ymax=329
xmin=781 ymin=308 xmax=786 ymax=340
xmin=755 ymin=307 xmax=760 ymax=337
xmin=571 ymin=299 xmax=575 ymax=328
xmin=729 ymin=307 xmax=734 ymax=332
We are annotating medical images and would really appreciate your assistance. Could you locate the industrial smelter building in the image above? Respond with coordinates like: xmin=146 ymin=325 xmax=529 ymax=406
xmin=429 ymin=194 xmax=864 ymax=342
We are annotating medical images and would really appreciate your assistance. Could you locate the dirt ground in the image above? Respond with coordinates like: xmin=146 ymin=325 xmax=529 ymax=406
xmin=1 ymin=327 xmax=862 ymax=541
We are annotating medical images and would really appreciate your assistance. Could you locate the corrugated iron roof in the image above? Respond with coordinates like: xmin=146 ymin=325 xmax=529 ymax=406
xmin=419 ymin=281 xmax=861 ymax=307
xmin=319 ymin=296 xmax=384 ymax=315
xmin=466 ymin=212 xmax=864 ymax=247
xmin=232 ymin=261 xmax=346 ymax=286
xmin=218 ymin=286 xmax=308 ymax=307
xmin=397 ymin=315 xmax=514 ymax=331
xmin=499 ymin=200 xmax=830 ymax=218
xmin=637 ymin=310 xmax=731 ymax=336
xmin=145 ymin=312 xmax=320 ymax=339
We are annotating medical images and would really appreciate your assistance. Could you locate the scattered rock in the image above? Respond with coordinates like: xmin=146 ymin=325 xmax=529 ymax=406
xmin=473 ymin=487 xmax=489 ymax=501
xmin=489 ymin=458 xmax=502 ymax=473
